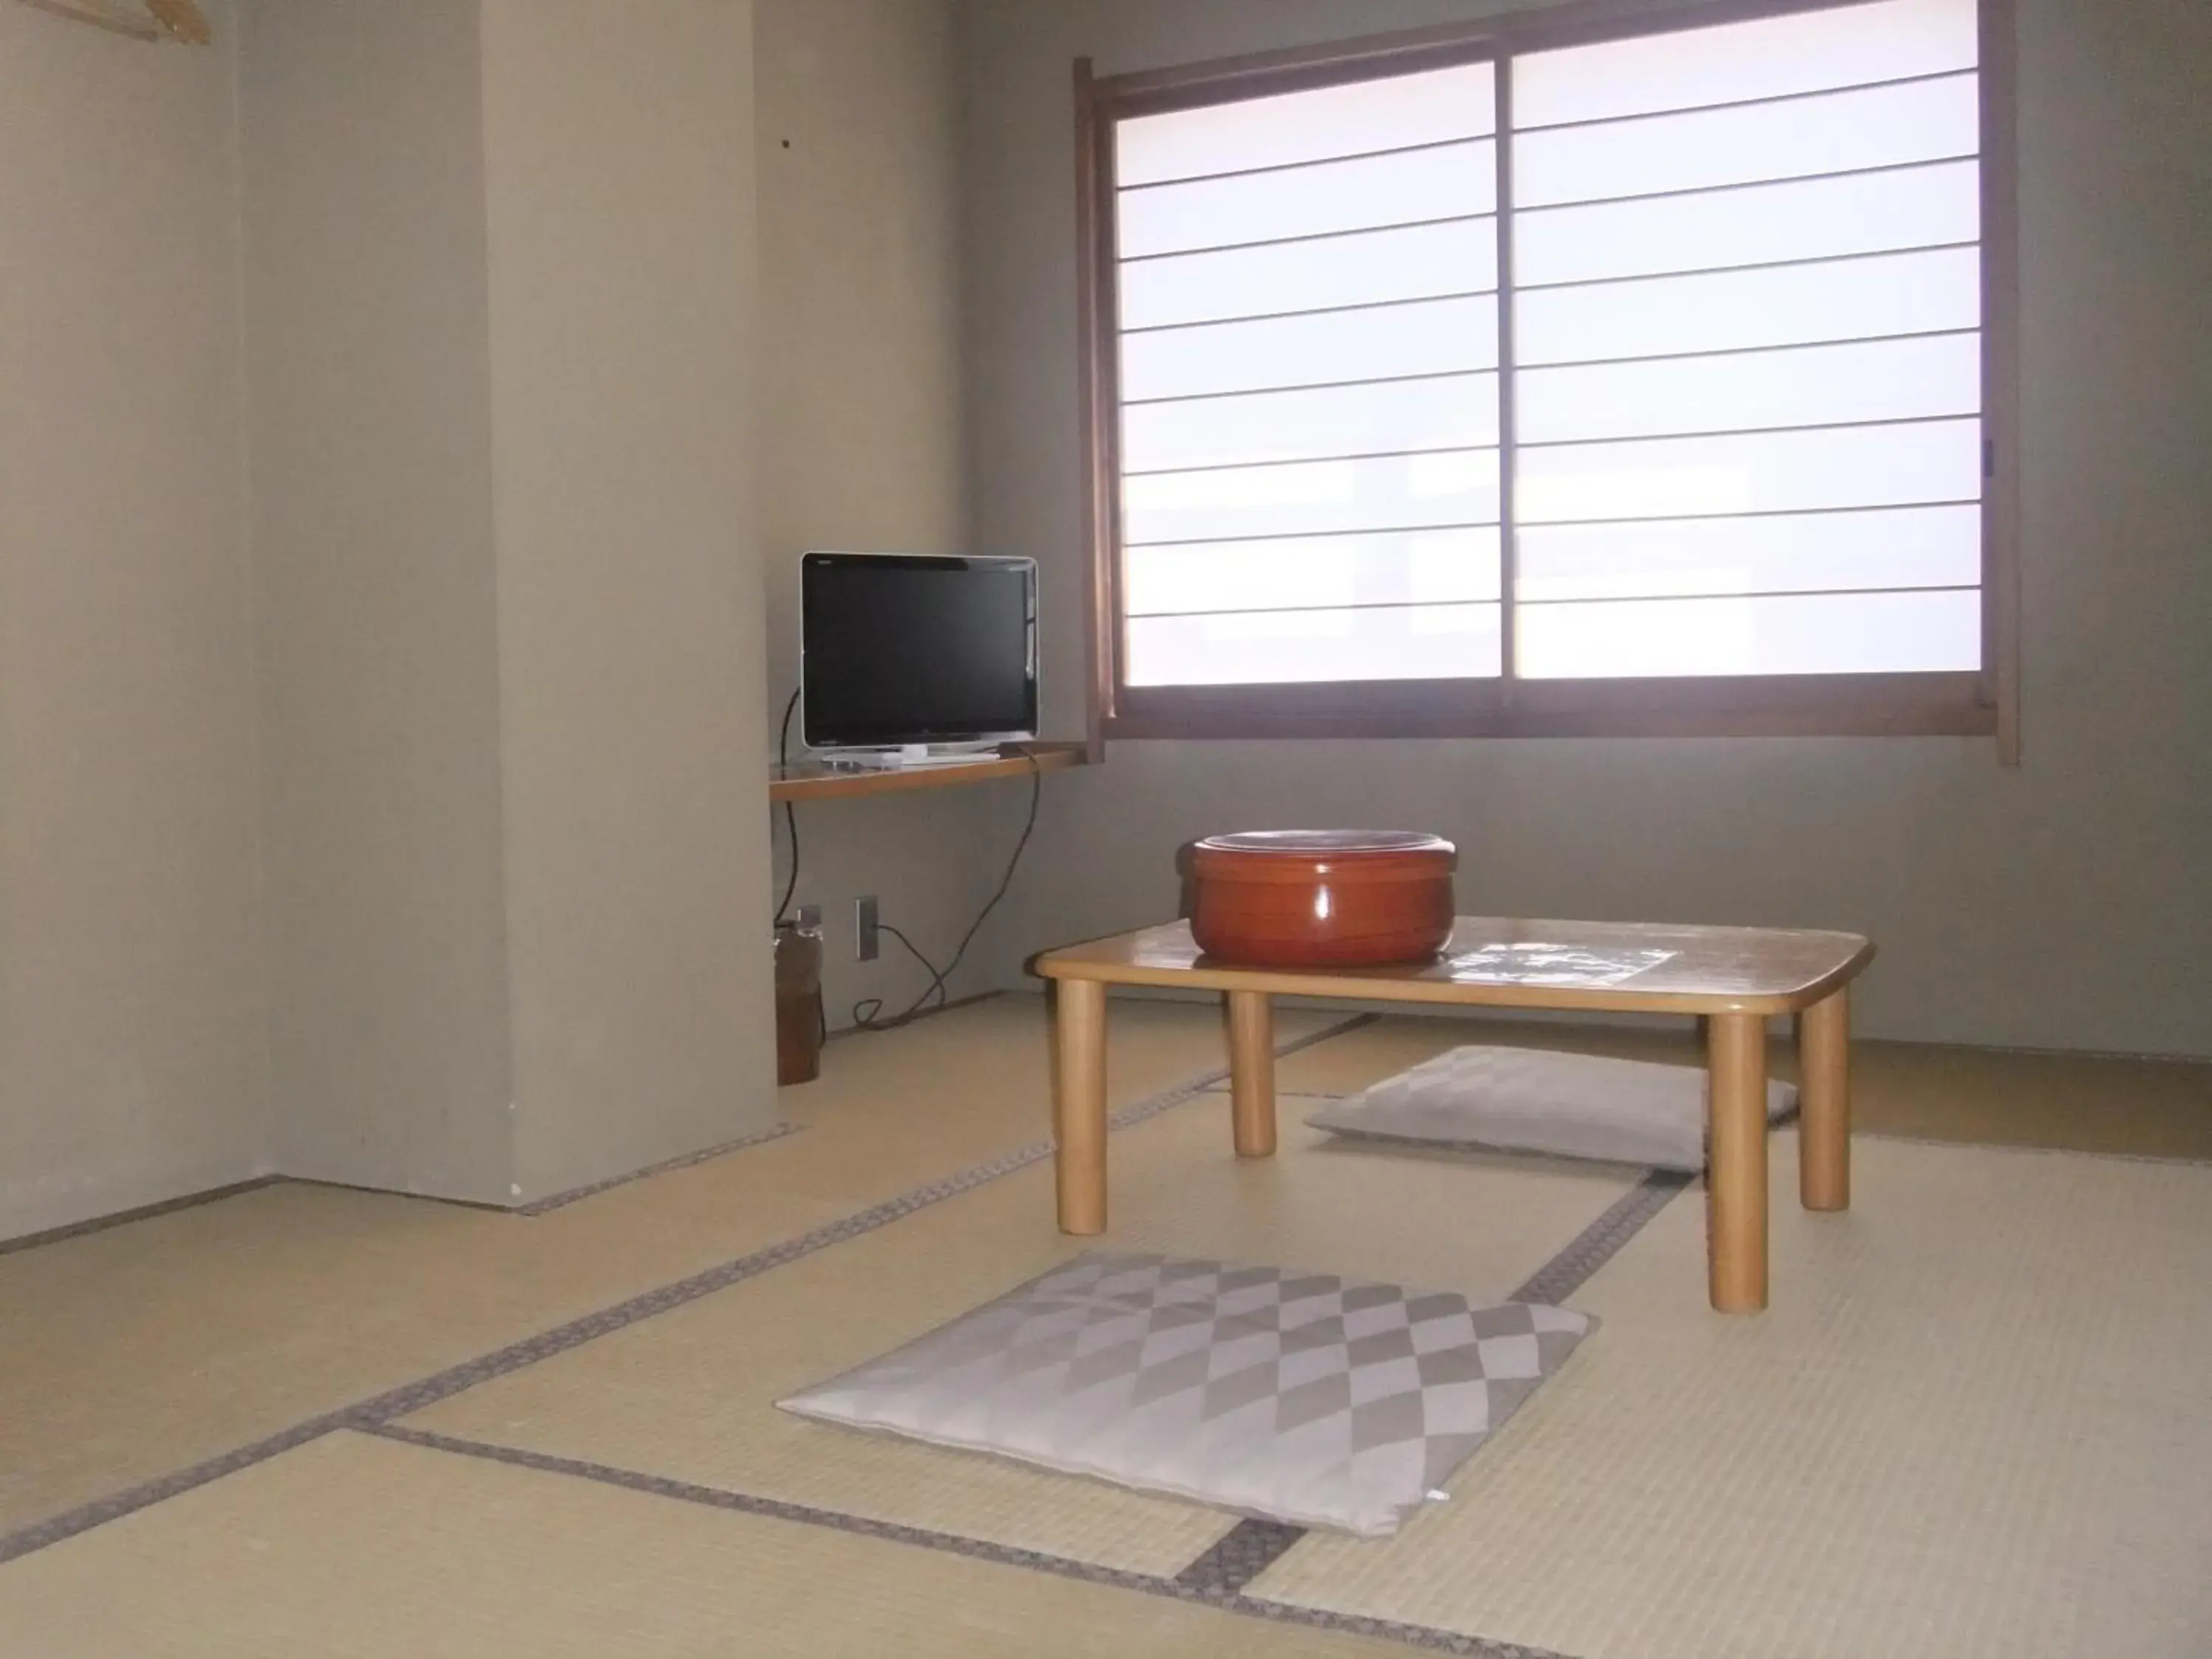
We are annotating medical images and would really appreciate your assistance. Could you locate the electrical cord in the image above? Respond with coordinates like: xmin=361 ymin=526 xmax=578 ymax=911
xmin=852 ymin=751 xmax=1043 ymax=1032
xmin=859 ymin=922 xmax=952 ymax=1029
xmin=769 ymin=685 xmax=1040 ymax=1032
xmin=773 ymin=687 xmax=801 ymax=928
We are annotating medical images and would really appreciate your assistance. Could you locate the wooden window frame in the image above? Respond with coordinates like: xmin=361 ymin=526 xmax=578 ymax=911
xmin=1076 ymin=0 xmax=2021 ymax=758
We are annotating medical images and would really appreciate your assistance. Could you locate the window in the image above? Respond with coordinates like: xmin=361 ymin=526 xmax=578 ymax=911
xmin=1077 ymin=0 xmax=2018 ymax=745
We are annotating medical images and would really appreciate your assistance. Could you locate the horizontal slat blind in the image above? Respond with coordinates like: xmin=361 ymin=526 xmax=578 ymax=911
xmin=1514 ymin=160 xmax=1979 ymax=287
xmin=1507 ymin=0 xmax=1984 ymax=678
xmin=1105 ymin=0 xmax=1987 ymax=696
xmin=1119 ymin=142 xmax=1496 ymax=258
xmin=1514 ymin=245 xmax=1981 ymax=363
xmin=1517 ymin=504 xmax=1980 ymax=601
xmin=1517 ymin=588 xmax=1982 ymax=678
xmin=1123 ymin=451 xmax=1502 ymax=546
xmin=1125 ymin=528 xmax=1503 ymax=616
xmin=1509 ymin=0 xmax=1977 ymax=125
xmin=1120 ymin=296 xmax=1497 ymax=402
xmin=1114 ymin=64 xmax=1505 ymax=689
xmin=1117 ymin=66 xmax=1498 ymax=184
xmin=1512 ymin=73 xmax=1978 ymax=209
xmin=1517 ymin=420 xmax=1984 ymax=521
xmin=1123 ymin=375 xmax=1500 ymax=473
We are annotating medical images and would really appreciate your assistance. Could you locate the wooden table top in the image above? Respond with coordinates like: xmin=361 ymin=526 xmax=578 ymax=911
xmin=770 ymin=740 xmax=1088 ymax=803
xmin=1034 ymin=917 xmax=1874 ymax=1016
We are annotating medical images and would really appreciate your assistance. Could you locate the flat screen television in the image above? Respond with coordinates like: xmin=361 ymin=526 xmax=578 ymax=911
xmin=801 ymin=552 xmax=1038 ymax=752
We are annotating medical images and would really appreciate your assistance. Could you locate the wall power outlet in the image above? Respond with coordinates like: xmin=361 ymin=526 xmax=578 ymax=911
xmin=855 ymin=896 xmax=880 ymax=962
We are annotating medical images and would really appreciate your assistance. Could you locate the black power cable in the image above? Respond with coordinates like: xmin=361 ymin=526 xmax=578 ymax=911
xmin=771 ymin=682 xmax=1040 ymax=1034
xmin=773 ymin=687 xmax=801 ymax=927
xmin=853 ymin=751 xmax=1043 ymax=1033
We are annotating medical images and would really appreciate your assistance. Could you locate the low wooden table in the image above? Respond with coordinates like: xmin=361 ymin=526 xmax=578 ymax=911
xmin=1033 ymin=917 xmax=1874 ymax=1314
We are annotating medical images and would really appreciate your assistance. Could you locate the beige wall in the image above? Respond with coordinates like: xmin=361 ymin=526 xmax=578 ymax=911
xmin=482 ymin=0 xmax=778 ymax=1198
xmin=1 ymin=0 xmax=785 ymax=1238
xmin=0 ymin=1 xmax=271 ymax=1240
xmin=240 ymin=0 xmax=515 ymax=1203
xmin=963 ymin=0 xmax=2212 ymax=1057
xmin=757 ymin=0 xmax=1027 ymax=1029
xmin=244 ymin=0 xmax=779 ymax=1208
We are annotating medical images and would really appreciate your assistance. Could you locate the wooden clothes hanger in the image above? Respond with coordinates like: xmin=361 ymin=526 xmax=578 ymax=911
xmin=13 ymin=0 xmax=212 ymax=44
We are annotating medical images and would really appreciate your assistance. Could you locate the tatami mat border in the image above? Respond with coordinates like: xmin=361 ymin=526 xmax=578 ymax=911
xmin=11 ymin=1004 xmax=2202 ymax=1652
xmin=0 ymin=1125 xmax=806 ymax=1254
xmin=364 ymin=1424 xmax=1573 ymax=1659
xmin=1178 ymin=1517 xmax=1311 ymax=1596
xmin=518 ymin=1122 xmax=804 ymax=1215
xmin=1510 ymin=1171 xmax=1692 ymax=1305
xmin=1158 ymin=1166 xmax=1690 ymax=1601
xmin=0 ymin=1013 xmax=1377 ymax=1567
xmin=2 ymin=1004 xmax=1681 ymax=1659
xmin=1856 ymin=1133 xmax=2212 ymax=1167
xmin=0 ymin=1178 xmax=283 ymax=1256
xmin=0 ymin=992 xmax=1013 ymax=1253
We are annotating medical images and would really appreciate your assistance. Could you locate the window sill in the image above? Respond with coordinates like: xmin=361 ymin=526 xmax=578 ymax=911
xmin=1102 ymin=672 xmax=1998 ymax=741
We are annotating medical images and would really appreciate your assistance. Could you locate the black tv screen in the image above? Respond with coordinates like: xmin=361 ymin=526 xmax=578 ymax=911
xmin=801 ymin=554 xmax=1038 ymax=750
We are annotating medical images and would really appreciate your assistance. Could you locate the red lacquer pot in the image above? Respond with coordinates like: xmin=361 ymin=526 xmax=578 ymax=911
xmin=1185 ymin=830 xmax=1457 ymax=967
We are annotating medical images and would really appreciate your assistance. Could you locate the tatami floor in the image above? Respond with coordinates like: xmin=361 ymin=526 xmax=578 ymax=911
xmin=2 ymin=993 xmax=2208 ymax=1658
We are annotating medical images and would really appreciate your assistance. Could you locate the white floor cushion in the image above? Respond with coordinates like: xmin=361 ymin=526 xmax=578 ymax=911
xmin=1307 ymin=1044 xmax=1797 ymax=1173
xmin=780 ymin=1251 xmax=1594 ymax=1538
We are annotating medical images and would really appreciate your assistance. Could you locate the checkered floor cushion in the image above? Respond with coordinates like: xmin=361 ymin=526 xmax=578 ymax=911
xmin=779 ymin=1251 xmax=1594 ymax=1537
xmin=1308 ymin=1044 xmax=1798 ymax=1173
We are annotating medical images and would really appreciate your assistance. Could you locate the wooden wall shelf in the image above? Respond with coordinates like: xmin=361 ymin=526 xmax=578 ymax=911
xmin=769 ymin=740 xmax=1091 ymax=803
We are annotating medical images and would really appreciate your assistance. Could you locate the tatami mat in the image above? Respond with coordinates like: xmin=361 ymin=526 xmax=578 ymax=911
xmin=1262 ymin=1015 xmax=1705 ymax=1101
xmin=0 ymin=1430 xmax=1408 ymax=1659
xmin=400 ymin=1093 xmax=1632 ymax=1573
xmin=1251 ymin=1131 xmax=2212 ymax=1659
xmin=0 ymin=996 xmax=1334 ymax=1537
xmin=1251 ymin=1012 xmax=2212 ymax=1161
xmin=7 ymin=995 xmax=2209 ymax=1659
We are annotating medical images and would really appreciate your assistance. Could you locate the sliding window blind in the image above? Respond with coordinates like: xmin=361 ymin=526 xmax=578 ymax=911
xmin=1114 ymin=66 xmax=1504 ymax=688
xmin=1108 ymin=0 xmax=1986 ymax=691
xmin=1509 ymin=0 xmax=1985 ymax=678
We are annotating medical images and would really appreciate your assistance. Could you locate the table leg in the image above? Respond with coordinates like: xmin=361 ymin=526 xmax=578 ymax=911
xmin=1054 ymin=978 xmax=1107 ymax=1235
xmin=1798 ymin=988 xmax=1851 ymax=1212
xmin=1226 ymin=990 xmax=1276 ymax=1158
xmin=1707 ymin=1012 xmax=1770 ymax=1314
